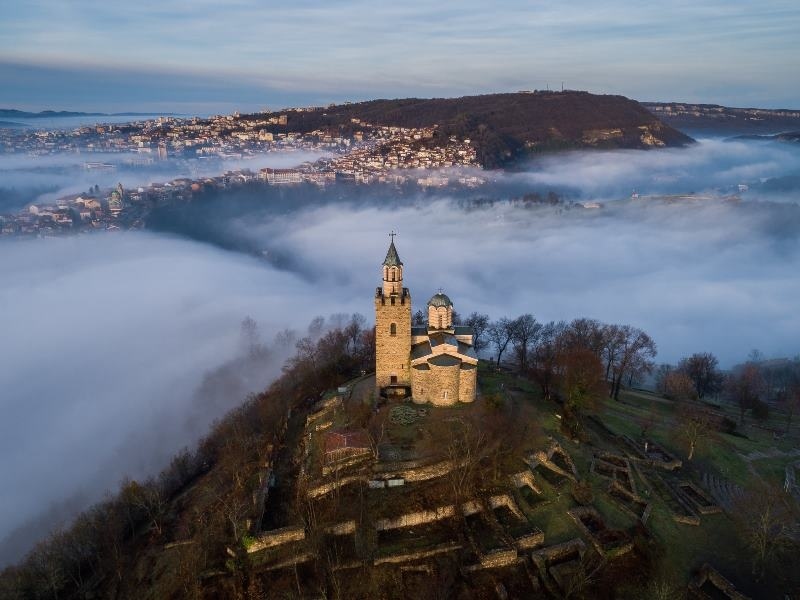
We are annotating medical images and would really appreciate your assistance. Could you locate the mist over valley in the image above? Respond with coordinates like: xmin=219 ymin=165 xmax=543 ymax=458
xmin=1 ymin=134 xmax=799 ymax=566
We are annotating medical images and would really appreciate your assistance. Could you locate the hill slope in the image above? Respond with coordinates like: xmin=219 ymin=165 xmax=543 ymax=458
xmin=252 ymin=91 xmax=693 ymax=168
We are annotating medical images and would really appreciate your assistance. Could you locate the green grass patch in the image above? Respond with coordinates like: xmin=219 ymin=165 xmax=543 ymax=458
xmin=750 ymin=457 xmax=792 ymax=487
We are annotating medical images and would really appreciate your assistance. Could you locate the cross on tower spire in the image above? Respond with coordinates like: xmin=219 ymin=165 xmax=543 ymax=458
xmin=389 ymin=230 xmax=397 ymax=243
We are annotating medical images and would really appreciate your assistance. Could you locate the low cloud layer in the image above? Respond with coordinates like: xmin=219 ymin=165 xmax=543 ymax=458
xmin=0 ymin=149 xmax=330 ymax=212
xmin=511 ymin=138 xmax=800 ymax=199
xmin=0 ymin=233 xmax=352 ymax=564
xmin=240 ymin=196 xmax=800 ymax=366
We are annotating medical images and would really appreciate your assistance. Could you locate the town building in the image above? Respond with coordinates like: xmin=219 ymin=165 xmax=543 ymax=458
xmin=374 ymin=237 xmax=477 ymax=406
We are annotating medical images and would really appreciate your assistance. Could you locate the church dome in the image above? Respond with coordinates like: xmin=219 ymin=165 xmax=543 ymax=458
xmin=427 ymin=292 xmax=452 ymax=308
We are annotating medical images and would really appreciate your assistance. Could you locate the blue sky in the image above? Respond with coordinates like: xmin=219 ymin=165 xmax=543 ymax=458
xmin=2 ymin=0 xmax=799 ymax=113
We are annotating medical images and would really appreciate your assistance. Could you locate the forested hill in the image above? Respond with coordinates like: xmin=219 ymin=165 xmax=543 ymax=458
xmin=246 ymin=91 xmax=694 ymax=167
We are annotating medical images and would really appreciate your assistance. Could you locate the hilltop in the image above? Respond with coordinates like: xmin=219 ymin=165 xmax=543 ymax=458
xmin=246 ymin=91 xmax=693 ymax=168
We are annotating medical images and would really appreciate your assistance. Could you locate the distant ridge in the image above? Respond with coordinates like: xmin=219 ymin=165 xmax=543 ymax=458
xmin=0 ymin=109 xmax=178 ymax=119
xmin=246 ymin=91 xmax=693 ymax=168
xmin=643 ymin=102 xmax=800 ymax=135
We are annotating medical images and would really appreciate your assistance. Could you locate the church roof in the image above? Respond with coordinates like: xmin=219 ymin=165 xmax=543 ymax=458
xmin=428 ymin=292 xmax=452 ymax=308
xmin=383 ymin=241 xmax=403 ymax=267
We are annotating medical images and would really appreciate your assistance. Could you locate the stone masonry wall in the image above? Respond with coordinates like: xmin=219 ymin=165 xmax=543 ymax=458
xmin=459 ymin=364 xmax=477 ymax=403
xmin=375 ymin=504 xmax=456 ymax=531
xmin=247 ymin=525 xmax=306 ymax=553
xmin=428 ymin=361 xmax=460 ymax=406
xmin=375 ymin=291 xmax=411 ymax=392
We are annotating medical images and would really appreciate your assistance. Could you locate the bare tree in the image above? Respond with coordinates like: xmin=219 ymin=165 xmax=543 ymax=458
xmin=464 ymin=311 xmax=490 ymax=352
xmin=274 ymin=328 xmax=298 ymax=351
xmin=609 ymin=326 xmax=656 ymax=400
xmin=653 ymin=363 xmax=674 ymax=396
xmin=488 ymin=317 xmax=516 ymax=367
xmin=444 ymin=417 xmax=488 ymax=505
xmin=674 ymin=405 xmax=718 ymax=461
xmin=663 ymin=371 xmax=698 ymax=402
xmin=728 ymin=363 xmax=765 ymax=425
xmin=678 ymin=353 xmax=723 ymax=399
xmin=129 ymin=479 xmax=168 ymax=536
xmin=558 ymin=552 xmax=605 ymax=599
xmin=530 ymin=321 xmax=567 ymax=401
xmin=561 ymin=347 xmax=605 ymax=414
xmin=601 ymin=324 xmax=625 ymax=383
xmin=307 ymin=315 xmax=325 ymax=338
xmin=510 ymin=314 xmax=542 ymax=372
xmin=563 ymin=318 xmax=606 ymax=355
xmin=733 ymin=483 xmax=799 ymax=578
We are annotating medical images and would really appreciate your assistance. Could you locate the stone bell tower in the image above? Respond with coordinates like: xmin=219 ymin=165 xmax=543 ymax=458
xmin=375 ymin=232 xmax=412 ymax=397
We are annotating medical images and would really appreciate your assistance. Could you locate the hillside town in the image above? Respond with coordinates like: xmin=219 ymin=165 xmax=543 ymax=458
xmin=0 ymin=110 xmax=483 ymax=237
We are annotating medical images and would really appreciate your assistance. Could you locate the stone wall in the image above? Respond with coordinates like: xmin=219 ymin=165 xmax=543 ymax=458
xmin=510 ymin=470 xmax=542 ymax=494
xmin=324 ymin=520 xmax=357 ymax=535
xmin=428 ymin=359 xmax=460 ymax=406
xmin=247 ymin=525 xmax=306 ymax=554
xmin=375 ymin=291 xmax=412 ymax=392
xmin=376 ymin=457 xmax=461 ymax=482
xmin=514 ymin=530 xmax=545 ymax=550
xmin=488 ymin=494 xmax=524 ymax=519
xmin=375 ymin=504 xmax=456 ymax=531
xmin=463 ymin=548 xmax=520 ymax=572
xmin=373 ymin=542 xmax=461 ymax=566
xmin=459 ymin=363 xmax=477 ymax=403
xmin=411 ymin=364 xmax=433 ymax=404
xmin=306 ymin=475 xmax=365 ymax=499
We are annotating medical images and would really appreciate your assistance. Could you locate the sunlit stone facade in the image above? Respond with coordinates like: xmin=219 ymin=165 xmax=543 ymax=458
xmin=374 ymin=238 xmax=477 ymax=405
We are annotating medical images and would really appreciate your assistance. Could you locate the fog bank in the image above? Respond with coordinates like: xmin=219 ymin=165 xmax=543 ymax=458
xmin=0 ymin=232 xmax=352 ymax=564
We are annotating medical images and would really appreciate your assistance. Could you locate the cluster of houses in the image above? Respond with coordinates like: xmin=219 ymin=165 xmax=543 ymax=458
xmin=1 ymin=106 xmax=492 ymax=236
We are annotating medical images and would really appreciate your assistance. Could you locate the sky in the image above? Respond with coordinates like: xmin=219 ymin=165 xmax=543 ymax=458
xmin=2 ymin=0 xmax=799 ymax=113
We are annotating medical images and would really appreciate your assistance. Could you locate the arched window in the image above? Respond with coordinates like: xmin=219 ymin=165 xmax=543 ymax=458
xmin=390 ymin=323 xmax=397 ymax=336
xmin=438 ymin=314 xmax=443 ymax=329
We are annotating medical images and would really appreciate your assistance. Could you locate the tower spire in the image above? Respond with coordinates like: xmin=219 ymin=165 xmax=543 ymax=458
xmin=383 ymin=232 xmax=402 ymax=267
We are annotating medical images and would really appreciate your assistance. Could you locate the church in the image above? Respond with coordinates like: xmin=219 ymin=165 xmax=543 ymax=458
xmin=374 ymin=236 xmax=478 ymax=406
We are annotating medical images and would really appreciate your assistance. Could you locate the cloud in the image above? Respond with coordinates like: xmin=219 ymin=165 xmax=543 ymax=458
xmin=510 ymin=138 xmax=800 ymax=198
xmin=3 ymin=2 xmax=800 ymax=110
xmin=0 ymin=232 xmax=354 ymax=564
